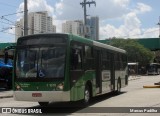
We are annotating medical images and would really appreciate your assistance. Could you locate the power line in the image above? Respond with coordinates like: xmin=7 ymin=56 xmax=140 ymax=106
xmin=1 ymin=16 xmax=15 ymax=25
xmin=1 ymin=24 xmax=43 ymax=34
xmin=0 ymin=20 xmax=43 ymax=38
xmin=0 ymin=11 xmax=24 ymax=27
xmin=1 ymin=11 xmax=24 ymax=17
xmin=0 ymin=15 xmax=45 ymax=34
xmin=0 ymin=20 xmax=14 ymax=26
xmin=0 ymin=30 xmax=18 ymax=36
xmin=0 ymin=10 xmax=43 ymax=34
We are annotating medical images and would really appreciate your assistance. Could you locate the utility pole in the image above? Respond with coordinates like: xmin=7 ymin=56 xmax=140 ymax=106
xmin=80 ymin=0 xmax=96 ymax=25
xmin=157 ymin=16 xmax=160 ymax=38
xmin=80 ymin=0 xmax=96 ymax=38
xmin=24 ymin=0 xmax=28 ymax=36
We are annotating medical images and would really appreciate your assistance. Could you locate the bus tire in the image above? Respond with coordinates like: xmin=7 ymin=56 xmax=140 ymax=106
xmin=83 ymin=85 xmax=91 ymax=105
xmin=38 ymin=102 xmax=49 ymax=107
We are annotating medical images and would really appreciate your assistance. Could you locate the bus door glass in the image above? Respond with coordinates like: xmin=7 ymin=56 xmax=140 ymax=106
xmin=70 ymin=42 xmax=84 ymax=86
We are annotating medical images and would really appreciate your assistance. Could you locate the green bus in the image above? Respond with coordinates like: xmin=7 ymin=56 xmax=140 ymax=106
xmin=14 ymin=33 xmax=128 ymax=106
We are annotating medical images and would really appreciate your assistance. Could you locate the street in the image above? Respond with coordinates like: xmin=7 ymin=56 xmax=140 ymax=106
xmin=0 ymin=75 xmax=160 ymax=116
xmin=91 ymin=75 xmax=160 ymax=107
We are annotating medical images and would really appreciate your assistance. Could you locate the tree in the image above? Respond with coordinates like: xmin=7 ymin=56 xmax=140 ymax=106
xmin=108 ymin=39 xmax=155 ymax=66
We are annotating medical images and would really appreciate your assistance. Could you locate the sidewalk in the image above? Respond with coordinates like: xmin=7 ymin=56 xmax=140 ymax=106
xmin=0 ymin=90 xmax=13 ymax=99
xmin=128 ymin=75 xmax=141 ymax=81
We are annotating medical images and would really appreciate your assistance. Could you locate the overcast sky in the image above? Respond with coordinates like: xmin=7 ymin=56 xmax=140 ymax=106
xmin=0 ymin=0 xmax=160 ymax=42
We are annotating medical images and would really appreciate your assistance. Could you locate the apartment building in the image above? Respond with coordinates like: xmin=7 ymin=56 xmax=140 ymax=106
xmin=15 ymin=11 xmax=56 ymax=41
xmin=62 ymin=16 xmax=99 ymax=40
xmin=62 ymin=20 xmax=85 ymax=36
xmin=86 ymin=16 xmax=99 ymax=40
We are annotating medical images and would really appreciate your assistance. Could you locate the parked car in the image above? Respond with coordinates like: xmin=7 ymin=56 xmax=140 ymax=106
xmin=0 ymin=58 xmax=13 ymax=89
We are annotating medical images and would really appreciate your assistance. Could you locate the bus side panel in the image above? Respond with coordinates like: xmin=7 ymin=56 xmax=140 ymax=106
xmin=115 ymin=71 xmax=127 ymax=89
xmin=114 ymin=53 xmax=128 ymax=90
xmin=82 ymin=71 xmax=96 ymax=97
xmin=70 ymin=70 xmax=84 ymax=101
xmin=70 ymin=71 xmax=96 ymax=101
xmin=121 ymin=68 xmax=128 ymax=88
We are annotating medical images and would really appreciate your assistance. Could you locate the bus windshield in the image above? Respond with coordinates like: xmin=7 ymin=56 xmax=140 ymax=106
xmin=16 ymin=46 xmax=66 ymax=78
xmin=15 ymin=35 xmax=66 ymax=78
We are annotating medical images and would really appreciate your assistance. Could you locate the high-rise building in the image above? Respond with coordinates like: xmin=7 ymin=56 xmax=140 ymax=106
xmin=15 ymin=11 xmax=56 ymax=41
xmin=86 ymin=16 xmax=99 ymax=40
xmin=62 ymin=16 xmax=99 ymax=40
xmin=15 ymin=19 xmax=23 ymax=40
xmin=62 ymin=20 xmax=85 ymax=37
xmin=62 ymin=21 xmax=73 ymax=34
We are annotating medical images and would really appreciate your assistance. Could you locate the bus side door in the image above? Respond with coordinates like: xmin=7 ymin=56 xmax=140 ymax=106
xmin=95 ymin=49 xmax=102 ymax=94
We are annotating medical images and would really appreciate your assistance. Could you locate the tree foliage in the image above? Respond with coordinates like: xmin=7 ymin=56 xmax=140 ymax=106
xmin=108 ymin=39 xmax=155 ymax=66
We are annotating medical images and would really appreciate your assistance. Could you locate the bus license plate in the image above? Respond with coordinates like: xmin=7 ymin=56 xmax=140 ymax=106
xmin=32 ymin=93 xmax=42 ymax=97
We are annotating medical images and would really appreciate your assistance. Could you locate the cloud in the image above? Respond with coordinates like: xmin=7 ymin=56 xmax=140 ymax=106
xmin=55 ymin=0 xmax=64 ymax=16
xmin=53 ymin=19 xmax=66 ymax=33
xmin=124 ymin=12 xmax=141 ymax=30
xmin=54 ymin=0 xmax=153 ymax=39
xmin=100 ymin=22 xmax=158 ymax=39
xmin=17 ymin=0 xmax=54 ymax=18
xmin=54 ymin=0 xmax=82 ymax=20
xmin=99 ymin=2 xmax=153 ymax=39
xmin=52 ymin=0 xmax=130 ymax=34
xmin=100 ymin=12 xmax=141 ymax=39
xmin=8 ymin=26 xmax=15 ymax=35
xmin=16 ymin=0 xmax=155 ymax=40
xmin=141 ymin=28 xmax=159 ymax=38
xmin=55 ymin=0 xmax=130 ymax=20
xmin=134 ymin=3 xmax=152 ymax=14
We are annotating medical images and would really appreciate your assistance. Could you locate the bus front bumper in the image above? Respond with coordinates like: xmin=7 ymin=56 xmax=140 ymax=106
xmin=14 ymin=91 xmax=70 ymax=102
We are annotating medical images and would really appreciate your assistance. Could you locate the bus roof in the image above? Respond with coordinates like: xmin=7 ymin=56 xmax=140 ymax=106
xmin=17 ymin=33 xmax=126 ymax=54
xmin=93 ymin=41 xmax=126 ymax=53
xmin=17 ymin=33 xmax=68 ymax=41
xmin=71 ymin=34 xmax=126 ymax=54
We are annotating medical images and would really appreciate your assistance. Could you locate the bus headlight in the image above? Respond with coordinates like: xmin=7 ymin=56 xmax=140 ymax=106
xmin=16 ymin=85 xmax=21 ymax=91
xmin=56 ymin=83 xmax=64 ymax=90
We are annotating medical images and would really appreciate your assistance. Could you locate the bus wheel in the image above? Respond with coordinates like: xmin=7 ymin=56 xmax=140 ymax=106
xmin=116 ymin=80 xmax=121 ymax=94
xmin=83 ymin=85 xmax=91 ymax=105
xmin=38 ymin=102 xmax=49 ymax=107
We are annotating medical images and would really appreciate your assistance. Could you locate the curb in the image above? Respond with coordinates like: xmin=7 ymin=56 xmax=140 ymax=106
xmin=0 ymin=90 xmax=13 ymax=99
xmin=129 ymin=77 xmax=141 ymax=81
xmin=143 ymin=85 xmax=160 ymax=88
xmin=154 ymin=82 xmax=160 ymax=85
xmin=0 ymin=95 xmax=13 ymax=99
